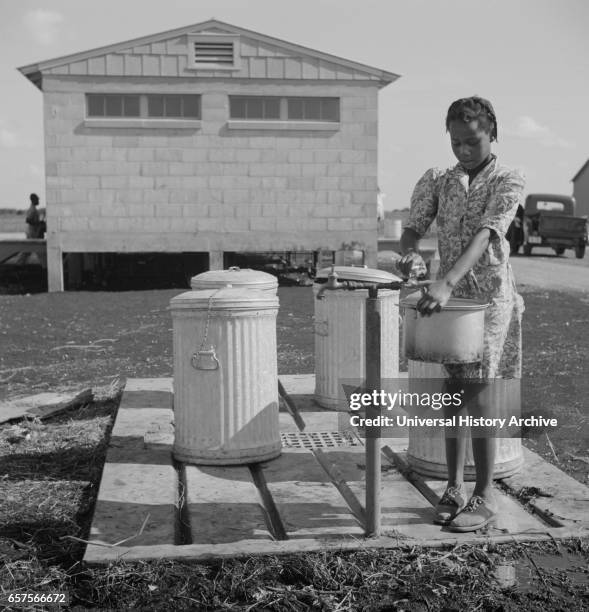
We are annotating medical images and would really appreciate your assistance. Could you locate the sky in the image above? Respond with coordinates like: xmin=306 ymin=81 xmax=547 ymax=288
xmin=0 ymin=0 xmax=588 ymax=210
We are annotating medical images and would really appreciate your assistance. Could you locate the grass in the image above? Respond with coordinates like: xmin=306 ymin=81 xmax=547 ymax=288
xmin=0 ymin=286 xmax=588 ymax=610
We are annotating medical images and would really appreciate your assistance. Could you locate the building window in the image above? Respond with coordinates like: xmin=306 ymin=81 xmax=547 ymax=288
xmin=229 ymin=96 xmax=281 ymax=120
xmin=87 ymin=94 xmax=141 ymax=117
xmin=147 ymin=95 xmax=201 ymax=118
xmin=229 ymin=96 xmax=339 ymax=122
xmin=287 ymin=97 xmax=339 ymax=122
xmin=86 ymin=94 xmax=201 ymax=120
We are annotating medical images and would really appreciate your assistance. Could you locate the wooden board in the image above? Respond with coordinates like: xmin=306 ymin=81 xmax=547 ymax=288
xmin=260 ymin=448 xmax=364 ymax=538
xmin=83 ymin=526 xmax=574 ymax=565
xmin=500 ymin=446 xmax=589 ymax=529
xmin=0 ymin=389 xmax=92 ymax=424
xmin=118 ymin=390 xmax=173 ymax=409
xmin=86 ymin=461 xmax=178 ymax=549
xmin=83 ymin=382 xmax=178 ymax=564
xmin=111 ymin=407 xmax=173 ymax=440
xmin=278 ymin=410 xmax=351 ymax=433
xmin=185 ymin=465 xmax=272 ymax=544
xmin=124 ymin=377 xmax=173 ymax=392
xmin=279 ymin=374 xmax=314 ymax=396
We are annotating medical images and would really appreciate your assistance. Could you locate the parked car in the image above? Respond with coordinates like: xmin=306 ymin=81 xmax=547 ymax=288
xmin=507 ymin=193 xmax=587 ymax=258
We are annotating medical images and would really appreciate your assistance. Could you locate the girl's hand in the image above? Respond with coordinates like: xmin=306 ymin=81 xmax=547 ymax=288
xmin=397 ymin=251 xmax=427 ymax=279
xmin=416 ymin=279 xmax=453 ymax=316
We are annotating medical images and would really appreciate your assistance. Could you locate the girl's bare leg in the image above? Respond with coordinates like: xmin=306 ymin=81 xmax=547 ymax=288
xmin=471 ymin=435 xmax=496 ymax=503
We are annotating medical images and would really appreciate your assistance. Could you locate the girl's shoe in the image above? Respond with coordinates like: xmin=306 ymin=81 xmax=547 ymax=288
xmin=447 ymin=495 xmax=498 ymax=532
xmin=433 ymin=484 xmax=466 ymax=525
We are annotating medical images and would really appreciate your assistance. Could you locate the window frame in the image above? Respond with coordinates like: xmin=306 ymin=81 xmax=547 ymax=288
xmin=84 ymin=93 xmax=202 ymax=129
xmin=229 ymin=96 xmax=282 ymax=120
xmin=86 ymin=94 xmax=141 ymax=118
xmin=286 ymin=97 xmax=340 ymax=122
xmin=227 ymin=95 xmax=340 ymax=131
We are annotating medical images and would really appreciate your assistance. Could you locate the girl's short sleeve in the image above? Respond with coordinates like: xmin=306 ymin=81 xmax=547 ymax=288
xmin=404 ymin=168 xmax=443 ymax=237
xmin=478 ymin=168 xmax=526 ymax=237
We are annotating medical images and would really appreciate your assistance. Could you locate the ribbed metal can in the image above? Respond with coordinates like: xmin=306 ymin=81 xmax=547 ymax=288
xmin=170 ymin=288 xmax=281 ymax=465
xmin=406 ymin=360 xmax=523 ymax=479
xmin=313 ymin=285 xmax=399 ymax=410
xmin=190 ymin=267 xmax=278 ymax=294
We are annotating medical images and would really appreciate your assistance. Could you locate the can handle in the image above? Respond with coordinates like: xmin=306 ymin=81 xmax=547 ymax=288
xmin=191 ymin=347 xmax=220 ymax=370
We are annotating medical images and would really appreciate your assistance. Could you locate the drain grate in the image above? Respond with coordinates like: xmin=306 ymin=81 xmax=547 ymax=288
xmin=281 ymin=431 xmax=361 ymax=449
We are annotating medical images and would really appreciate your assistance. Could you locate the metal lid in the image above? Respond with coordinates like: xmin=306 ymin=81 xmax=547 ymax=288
xmin=170 ymin=288 xmax=279 ymax=311
xmin=400 ymin=294 xmax=488 ymax=311
xmin=315 ymin=265 xmax=402 ymax=284
xmin=190 ymin=267 xmax=277 ymax=291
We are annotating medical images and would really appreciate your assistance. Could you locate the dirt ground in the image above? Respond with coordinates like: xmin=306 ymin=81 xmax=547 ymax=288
xmin=0 ymin=284 xmax=587 ymax=485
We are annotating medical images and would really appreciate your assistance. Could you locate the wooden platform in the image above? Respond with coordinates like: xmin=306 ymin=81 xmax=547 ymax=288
xmin=84 ymin=375 xmax=589 ymax=564
xmin=0 ymin=237 xmax=46 ymax=264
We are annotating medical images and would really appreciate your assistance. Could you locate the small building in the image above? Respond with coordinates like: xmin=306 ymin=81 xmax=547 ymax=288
xmin=572 ymin=159 xmax=589 ymax=219
xmin=18 ymin=19 xmax=398 ymax=291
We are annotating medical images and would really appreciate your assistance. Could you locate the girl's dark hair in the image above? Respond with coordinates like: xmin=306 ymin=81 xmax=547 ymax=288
xmin=446 ymin=96 xmax=498 ymax=141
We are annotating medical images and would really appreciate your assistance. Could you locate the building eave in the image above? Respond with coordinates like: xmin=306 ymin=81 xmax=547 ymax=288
xmin=17 ymin=19 xmax=400 ymax=89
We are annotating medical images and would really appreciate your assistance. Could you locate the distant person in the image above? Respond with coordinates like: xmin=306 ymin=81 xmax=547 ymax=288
xmin=25 ymin=193 xmax=46 ymax=239
xmin=399 ymin=96 xmax=525 ymax=532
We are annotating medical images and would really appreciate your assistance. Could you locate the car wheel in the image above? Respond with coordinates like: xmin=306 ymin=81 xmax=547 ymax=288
xmin=523 ymin=243 xmax=533 ymax=256
xmin=575 ymin=244 xmax=586 ymax=259
xmin=553 ymin=247 xmax=565 ymax=255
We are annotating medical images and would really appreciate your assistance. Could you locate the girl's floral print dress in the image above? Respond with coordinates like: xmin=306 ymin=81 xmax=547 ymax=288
xmin=404 ymin=159 xmax=525 ymax=379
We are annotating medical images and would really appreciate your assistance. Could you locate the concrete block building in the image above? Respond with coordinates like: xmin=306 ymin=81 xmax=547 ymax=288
xmin=19 ymin=20 xmax=398 ymax=291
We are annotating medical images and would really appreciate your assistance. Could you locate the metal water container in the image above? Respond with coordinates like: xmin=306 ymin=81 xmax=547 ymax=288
xmin=170 ymin=288 xmax=281 ymax=465
xmin=191 ymin=267 xmax=278 ymax=294
xmin=405 ymin=360 xmax=523 ymax=480
xmin=401 ymin=294 xmax=488 ymax=363
xmin=313 ymin=267 xmax=400 ymax=410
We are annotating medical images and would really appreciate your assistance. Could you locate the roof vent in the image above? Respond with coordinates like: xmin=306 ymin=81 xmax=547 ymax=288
xmin=194 ymin=41 xmax=234 ymax=64
xmin=187 ymin=34 xmax=240 ymax=70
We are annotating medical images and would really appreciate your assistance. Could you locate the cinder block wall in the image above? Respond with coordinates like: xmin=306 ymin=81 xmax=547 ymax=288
xmin=43 ymin=76 xmax=379 ymax=285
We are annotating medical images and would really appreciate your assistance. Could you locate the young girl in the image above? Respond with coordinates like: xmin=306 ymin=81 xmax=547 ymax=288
xmin=399 ymin=96 xmax=525 ymax=532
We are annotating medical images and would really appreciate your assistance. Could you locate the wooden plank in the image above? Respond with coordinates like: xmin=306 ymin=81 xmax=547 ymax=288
xmin=278 ymin=379 xmax=306 ymax=430
xmin=185 ymin=464 xmax=272 ymax=545
xmin=119 ymin=389 xmax=172 ymax=409
xmin=84 ymin=382 xmax=178 ymax=564
xmin=124 ymin=377 xmax=172 ymax=392
xmin=500 ymin=446 xmax=589 ymax=529
xmin=0 ymin=239 xmax=45 ymax=264
xmin=279 ymin=374 xmax=314 ymax=395
xmin=278 ymin=410 xmax=349 ymax=433
xmin=83 ymin=528 xmax=575 ymax=565
xmin=261 ymin=448 xmax=364 ymax=538
xmin=111 ymin=407 xmax=173 ymax=440
xmin=0 ymin=389 xmax=93 ymax=424
xmin=83 ymin=460 xmax=178 ymax=559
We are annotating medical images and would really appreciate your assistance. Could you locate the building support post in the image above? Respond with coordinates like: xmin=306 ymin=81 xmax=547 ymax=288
xmin=208 ymin=250 xmax=224 ymax=271
xmin=47 ymin=242 xmax=64 ymax=292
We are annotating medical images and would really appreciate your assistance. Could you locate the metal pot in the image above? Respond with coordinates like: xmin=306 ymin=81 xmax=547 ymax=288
xmin=401 ymin=294 xmax=488 ymax=364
